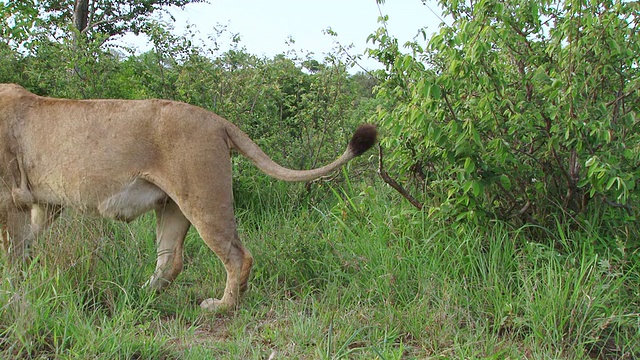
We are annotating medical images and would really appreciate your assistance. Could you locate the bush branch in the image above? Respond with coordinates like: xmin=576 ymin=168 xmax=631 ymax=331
xmin=377 ymin=145 xmax=424 ymax=210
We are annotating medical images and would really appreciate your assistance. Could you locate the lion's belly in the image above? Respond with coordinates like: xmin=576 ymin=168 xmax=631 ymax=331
xmin=30 ymin=173 xmax=168 ymax=222
xmin=96 ymin=178 xmax=168 ymax=222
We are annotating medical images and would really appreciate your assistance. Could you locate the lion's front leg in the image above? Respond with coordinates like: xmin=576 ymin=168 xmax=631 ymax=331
xmin=9 ymin=154 xmax=34 ymax=211
xmin=2 ymin=204 xmax=60 ymax=263
xmin=6 ymin=209 xmax=34 ymax=262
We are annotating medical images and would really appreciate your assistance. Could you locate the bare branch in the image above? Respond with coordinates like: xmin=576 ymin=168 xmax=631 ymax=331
xmin=377 ymin=145 xmax=424 ymax=210
xmin=606 ymin=84 xmax=640 ymax=107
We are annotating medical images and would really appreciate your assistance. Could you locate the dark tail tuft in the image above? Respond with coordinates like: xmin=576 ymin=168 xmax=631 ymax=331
xmin=348 ymin=124 xmax=377 ymax=156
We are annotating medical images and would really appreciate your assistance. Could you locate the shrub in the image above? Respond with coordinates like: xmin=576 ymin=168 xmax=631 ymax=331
xmin=370 ymin=0 xmax=639 ymax=229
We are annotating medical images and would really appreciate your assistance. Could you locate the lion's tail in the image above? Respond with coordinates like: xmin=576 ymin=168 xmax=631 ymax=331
xmin=225 ymin=123 xmax=377 ymax=182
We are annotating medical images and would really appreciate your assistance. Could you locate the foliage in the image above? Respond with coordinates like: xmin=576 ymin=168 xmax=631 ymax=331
xmin=0 ymin=0 xmax=203 ymax=98
xmin=370 ymin=0 xmax=639 ymax=229
xmin=0 ymin=0 xmax=205 ymax=45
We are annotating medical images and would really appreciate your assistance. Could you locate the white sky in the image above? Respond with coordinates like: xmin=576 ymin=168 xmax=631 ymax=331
xmin=121 ymin=0 xmax=444 ymax=72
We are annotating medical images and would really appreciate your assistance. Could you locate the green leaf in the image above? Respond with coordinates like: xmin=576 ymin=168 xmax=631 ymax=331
xmin=532 ymin=65 xmax=550 ymax=83
xmin=472 ymin=180 xmax=483 ymax=197
xmin=499 ymin=175 xmax=511 ymax=190
xmin=429 ymin=83 xmax=441 ymax=99
xmin=402 ymin=55 xmax=413 ymax=71
xmin=464 ymin=157 xmax=476 ymax=174
xmin=605 ymin=177 xmax=619 ymax=191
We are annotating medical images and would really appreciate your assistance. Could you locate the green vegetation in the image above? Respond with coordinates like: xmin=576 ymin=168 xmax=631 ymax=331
xmin=1 ymin=0 xmax=639 ymax=358
xmin=1 ymin=182 xmax=638 ymax=358
xmin=371 ymin=0 xmax=639 ymax=227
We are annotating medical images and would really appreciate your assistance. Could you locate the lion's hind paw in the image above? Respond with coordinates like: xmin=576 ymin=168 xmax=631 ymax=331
xmin=200 ymin=298 xmax=233 ymax=312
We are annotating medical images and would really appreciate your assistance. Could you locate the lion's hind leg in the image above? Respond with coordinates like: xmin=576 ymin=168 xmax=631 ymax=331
xmin=145 ymin=198 xmax=190 ymax=291
xmin=196 ymin=220 xmax=253 ymax=312
xmin=168 ymin=171 xmax=253 ymax=312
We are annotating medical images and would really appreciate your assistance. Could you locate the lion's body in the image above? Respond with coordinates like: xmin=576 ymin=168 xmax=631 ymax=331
xmin=0 ymin=84 xmax=376 ymax=311
xmin=4 ymin=89 xmax=183 ymax=214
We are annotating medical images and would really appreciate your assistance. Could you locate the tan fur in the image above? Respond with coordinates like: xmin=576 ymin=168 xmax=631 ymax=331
xmin=0 ymin=84 xmax=376 ymax=311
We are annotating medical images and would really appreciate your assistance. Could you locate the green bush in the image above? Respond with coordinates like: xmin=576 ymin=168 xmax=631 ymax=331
xmin=370 ymin=0 xmax=639 ymax=229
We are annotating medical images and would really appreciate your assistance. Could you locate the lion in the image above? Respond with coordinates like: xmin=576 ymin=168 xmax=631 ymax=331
xmin=0 ymin=83 xmax=377 ymax=311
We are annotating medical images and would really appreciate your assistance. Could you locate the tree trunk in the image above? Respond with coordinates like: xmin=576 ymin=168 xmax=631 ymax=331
xmin=73 ymin=0 xmax=89 ymax=33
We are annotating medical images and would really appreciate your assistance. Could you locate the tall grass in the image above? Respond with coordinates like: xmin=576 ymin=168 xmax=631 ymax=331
xmin=0 ymin=179 xmax=638 ymax=359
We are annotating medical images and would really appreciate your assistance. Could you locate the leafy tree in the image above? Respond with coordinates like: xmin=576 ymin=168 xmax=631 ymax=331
xmin=1 ymin=0 xmax=204 ymax=45
xmin=0 ymin=42 xmax=23 ymax=83
xmin=0 ymin=1 xmax=204 ymax=98
xmin=371 ymin=0 xmax=639 ymax=228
